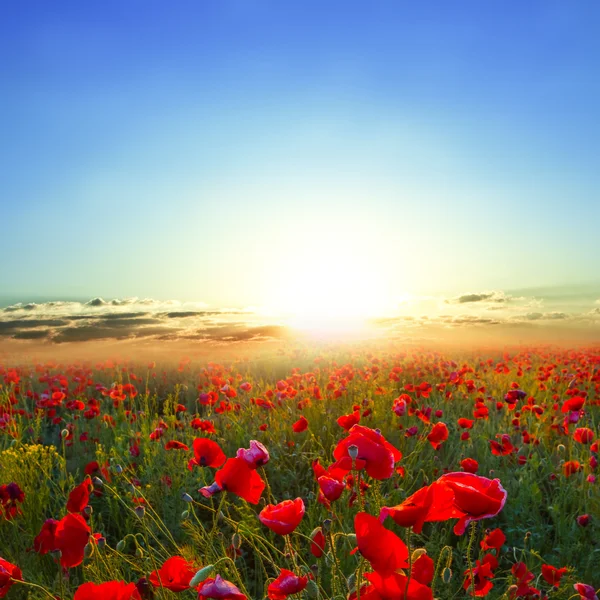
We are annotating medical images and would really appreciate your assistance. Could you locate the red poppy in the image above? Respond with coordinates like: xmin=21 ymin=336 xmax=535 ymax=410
xmin=490 ymin=434 xmax=516 ymax=456
xmin=318 ymin=476 xmax=345 ymax=502
xmin=337 ymin=411 xmax=361 ymax=431
xmin=379 ymin=482 xmax=457 ymax=534
xmin=541 ymin=565 xmax=567 ymax=588
xmin=333 ymin=425 xmax=402 ymax=480
xmin=67 ymin=479 xmax=91 ymax=513
xmin=427 ymin=422 xmax=449 ymax=450
xmin=574 ymin=583 xmax=598 ymax=600
xmin=199 ymin=458 xmax=265 ymax=505
xmin=55 ymin=513 xmax=92 ymax=568
xmin=354 ymin=512 xmax=408 ymax=576
xmin=197 ymin=575 xmax=247 ymax=599
xmin=267 ymin=569 xmax=308 ymax=600
xmin=437 ymin=472 xmax=508 ymax=535
xmin=574 ymin=428 xmax=594 ymax=444
xmin=563 ymin=461 xmax=582 ymax=477
xmin=149 ymin=556 xmax=196 ymax=592
xmin=165 ymin=441 xmax=189 ymax=451
xmin=259 ymin=498 xmax=305 ymax=535
xmin=480 ymin=528 xmax=505 ymax=552
xmin=310 ymin=528 xmax=326 ymax=558
xmin=73 ymin=581 xmax=141 ymax=600
xmin=355 ymin=571 xmax=433 ymax=600
xmin=412 ymin=554 xmax=435 ymax=586
xmin=0 ymin=483 xmax=24 ymax=520
xmin=188 ymin=439 xmax=226 ymax=470
xmin=463 ymin=553 xmax=496 ymax=597
xmin=458 ymin=418 xmax=474 ymax=429
xmin=34 ymin=519 xmax=59 ymax=554
xmin=0 ymin=557 xmax=21 ymax=599
xmin=562 ymin=396 xmax=585 ymax=413
xmin=461 ymin=458 xmax=479 ymax=474
xmin=292 ymin=416 xmax=308 ymax=433
xmin=235 ymin=440 xmax=270 ymax=469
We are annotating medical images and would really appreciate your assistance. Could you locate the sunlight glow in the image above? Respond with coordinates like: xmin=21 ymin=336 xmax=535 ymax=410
xmin=264 ymin=225 xmax=396 ymax=337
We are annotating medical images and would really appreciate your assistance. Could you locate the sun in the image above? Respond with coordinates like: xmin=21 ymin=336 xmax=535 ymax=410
xmin=264 ymin=230 xmax=393 ymax=337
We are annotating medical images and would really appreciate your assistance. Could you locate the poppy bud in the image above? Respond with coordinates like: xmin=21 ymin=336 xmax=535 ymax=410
xmin=135 ymin=547 xmax=144 ymax=558
xmin=114 ymin=464 xmax=123 ymax=474
xmin=189 ymin=565 xmax=214 ymax=587
xmin=50 ymin=548 xmax=62 ymax=560
xmin=116 ymin=540 xmax=126 ymax=552
xmin=92 ymin=477 xmax=103 ymax=487
xmin=346 ymin=533 xmax=357 ymax=544
xmin=181 ymin=492 xmax=193 ymax=503
xmin=84 ymin=542 xmax=94 ymax=558
xmin=508 ymin=585 xmax=519 ymax=596
xmin=347 ymin=573 xmax=356 ymax=593
xmin=96 ymin=536 xmax=106 ymax=549
xmin=524 ymin=531 xmax=531 ymax=540
xmin=83 ymin=505 xmax=93 ymax=516
xmin=348 ymin=444 xmax=359 ymax=460
xmin=129 ymin=483 xmax=137 ymax=493
xmin=411 ymin=548 xmax=427 ymax=562
xmin=181 ymin=510 xmax=189 ymax=519
xmin=557 ymin=444 xmax=566 ymax=453
xmin=305 ymin=580 xmax=319 ymax=599
xmin=60 ymin=429 xmax=69 ymax=439
xmin=442 ymin=567 xmax=452 ymax=583
xmin=135 ymin=506 xmax=145 ymax=518
xmin=322 ymin=518 xmax=332 ymax=532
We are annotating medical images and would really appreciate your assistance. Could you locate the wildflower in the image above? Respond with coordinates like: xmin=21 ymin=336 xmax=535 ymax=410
xmin=267 ymin=569 xmax=308 ymax=600
xmin=188 ymin=439 xmax=226 ymax=470
xmin=149 ymin=556 xmax=197 ymax=592
xmin=236 ymin=440 xmax=269 ymax=469
xmin=197 ymin=575 xmax=246 ymax=599
xmin=259 ymin=498 xmax=305 ymax=535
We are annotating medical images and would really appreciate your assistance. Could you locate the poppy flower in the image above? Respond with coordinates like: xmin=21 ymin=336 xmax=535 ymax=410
xmin=574 ymin=428 xmax=594 ymax=444
xmin=427 ymin=422 xmax=448 ymax=450
xmin=379 ymin=482 xmax=457 ymax=534
xmin=337 ymin=411 xmax=361 ymax=431
xmin=562 ymin=397 xmax=585 ymax=413
xmin=354 ymin=512 xmax=408 ymax=576
xmin=461 ymin=458 xmax=479 ymax=474
xmin=480 ymin=528 xmax=505 ymax=552
xmin=490 ymin=435 xmax=516 ymax=456
xmin=463 ymin=553 xmax=496 ymax=597
xmin=412 ymin=554 xmax=435 ymax=586
xmin=267 ymin=569 xmax=308 ymax=600
xmin=34 ymin=519 xmax=59 ymax=554
xmin=563 ymin=461 xmax=582 ymax=477
xmin=318 ymin=476 xmax=345 ymax=502
xmin=54 ymin=513 xmax=92 ymax=568
xmin=165 ymin=441 xmax=189 ymax=451
xmin=437 ymin=472 xmax=508 ymax=535
xmin=292 ymin=416 xmax=308 ymax=433
xmin=149 ymin=556 xmax=196 ymax=592
xmin=458 ymin=418 xmax=474 ymax=429
xmin=310 ymin=528 xmax=326 ymax=558
xmin=197 ymin=575 xmax=247 ymax=599
xmin=0 ymin=557 xmax=21 ymax=599
xmin=67 ymin=479 xmax=92 ymax=513
xmin=73 ymin=581 xmax=141 ymax=600
xmin=188 ymin=439 xmax=226 ymax=471
xmin=200 ymin=458 xmax=265 ymax=505
xmin=0 ymin=483 xmax=24 ymax=520
xmin=334 ymin=425 xmax=402 ymax=480
xmin=541 ymin=565 xmax=567 ymax=587
xmin=357 ymin=571 xmax=433 ymax=600
xmin=259 ymin=498 xmax=305 ymax=535
xmin=235 ymin=440 xmax=270 ymax=469
xmin=574 ymin=583 xmax=598 ymax=600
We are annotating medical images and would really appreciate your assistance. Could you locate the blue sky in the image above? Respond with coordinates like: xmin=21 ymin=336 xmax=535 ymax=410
xmin=2 ymin=1 xmax=599 ymax=313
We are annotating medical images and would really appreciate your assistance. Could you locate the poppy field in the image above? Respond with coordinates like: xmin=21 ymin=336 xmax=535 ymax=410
xmin=0 ymin=345 xmax=599 ymax=600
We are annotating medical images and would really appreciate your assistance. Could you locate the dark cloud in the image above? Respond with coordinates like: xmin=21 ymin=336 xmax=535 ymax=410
xmin=0 ymin=319 xmax=69 ymax=332
xmin=53 ymin=325 xmax=181 ymax=343
xmin=446 ymin=291 xmax=509 ymax=304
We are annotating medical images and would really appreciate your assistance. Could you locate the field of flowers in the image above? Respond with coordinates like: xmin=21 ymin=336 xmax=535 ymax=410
xmin=0 ymin=345 xmax=598 ymax=600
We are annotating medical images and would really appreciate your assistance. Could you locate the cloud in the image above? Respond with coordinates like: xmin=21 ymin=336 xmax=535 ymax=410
xmin=446 ymin=291 xmax=510 ymax=304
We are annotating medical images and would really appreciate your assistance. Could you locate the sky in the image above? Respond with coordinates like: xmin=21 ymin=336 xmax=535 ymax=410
xmin=2 ymin=1 xmax=600 ymax=324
